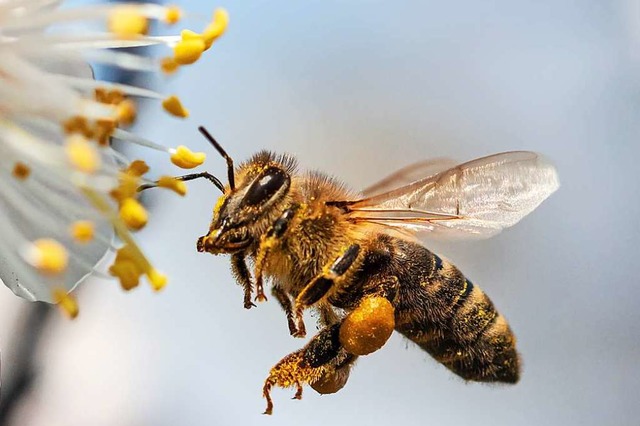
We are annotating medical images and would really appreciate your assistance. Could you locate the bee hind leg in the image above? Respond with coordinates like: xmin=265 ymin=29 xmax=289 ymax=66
xmin=262 ymin=324 xmax=357 ymax=414
xmin=262 ymin=346 xmax=321 ymax=415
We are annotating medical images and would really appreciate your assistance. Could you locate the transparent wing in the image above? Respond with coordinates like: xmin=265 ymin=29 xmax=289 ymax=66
xmin=340 ymin=151 xmax=559 ymax=240
xmin=361 ymin=157 xmax=458 ymax=198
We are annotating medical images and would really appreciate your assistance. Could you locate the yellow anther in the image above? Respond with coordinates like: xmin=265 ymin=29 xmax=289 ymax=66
xmin=116 ymin=99 xmax=137 ymax=126
xmin=170 ymin=145 xmax=206 ymax=169
xmin=52 ymin=287 xmax=79 ymax=319
xmin=160 ymin=57 xmax=180 ymax=75
xmin=181 ymin=29 xmax=201 ymax=41
xmin=95 ymin=118 xmax=116 ymax=146
xmin=71 ymin=220 xmax=95 ymax=243
xmin=157 ymin=176 xmax=187 ymax=196
xmin=119 ymin=197 xmax=148 ymax=230
xmin=173 ymin=38 xmax=205 ymax=65
xmin=94 ymin=87 xmax=107 ymax=102
xmin=62 ymin=116 xmax=92 ymax=138
xmin=126 ymin=160 xmax=149 ymax=177
xmin=95 ymin=88 xmax=125 ymax=105
xmin=108 ymin=244 xmax=147 ymax=290
xmin=108 ymin=6 xmax=149 ymax=37
xmin=82 ymin=190 xmax=161 ymax=292
xmin=109 ymin=258 xmax=140 ymax=290
xmin=162 ymin=95 xmax=190 ymax=118
xmin=164 ymin=5 xmax=182 ymax=24
xmin=12 ymin=162 xmax=30 ymax=180
xmin=108 ymin=243 xmax=166 ymax=291
xmin=30 ymin=239 xmax=68 ymax=275
xmin=110 ymin=173 xmax=139 ymax=202
xmin=147 ymin=268 xmax=167 ymax=291
xmin=202 ymin=8 xmax=229 ymax=49
xmin=65 ymin=135 xmax=101 ymax=173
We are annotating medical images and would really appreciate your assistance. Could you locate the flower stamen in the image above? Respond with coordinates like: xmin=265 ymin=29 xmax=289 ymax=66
xmin=119 ymin=197 xmax=148 ymax=230
xmin=173 ymin=31 xmax=206 ymax=65
xmin=169 ymin=145 xmax=206 ymax=169
xmin=53 ymin=287 xmax=79 ymax=319
xmin=157 ymin=176 xmax=187 ymax=196
xmin=0 ymin=2 xmax=229 ymax=310
xmin=162 ymin=95 xmax=189 ymax=118
xmin=108 ymin=6 xmax=150 ymax=37
xmin=202 ymin=8 xmax=229 ymax=49
xmin=12 ymin=162 xmax=31 ymax=180
xmin=164 ymin=6 xmax=182 ymax=25
xmin=65 ymin=135 xmax=101 ymax=173
xmin=70 ymin=220 xmax=95 ymax=243
xmin=27 ymin=238 xmax=69 ymax=275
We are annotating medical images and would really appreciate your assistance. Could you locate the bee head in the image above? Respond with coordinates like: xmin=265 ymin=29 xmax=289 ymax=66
xmin=198 ymin=148 xmax=297 ymax=255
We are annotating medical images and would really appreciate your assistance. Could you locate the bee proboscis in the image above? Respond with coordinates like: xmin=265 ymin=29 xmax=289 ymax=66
xmin=157 ymin=127 xmax=559 ymax=414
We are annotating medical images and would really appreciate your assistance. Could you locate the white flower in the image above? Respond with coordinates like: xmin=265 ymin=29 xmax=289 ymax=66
xmin=0 ymin=0 xmax=229 ymax=317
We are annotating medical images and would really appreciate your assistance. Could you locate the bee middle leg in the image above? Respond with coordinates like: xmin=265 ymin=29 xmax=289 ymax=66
xmin=291 ymin=244 xmax=361 ymax=337
xmin=271 ymin=285 xmax=298 ymax=336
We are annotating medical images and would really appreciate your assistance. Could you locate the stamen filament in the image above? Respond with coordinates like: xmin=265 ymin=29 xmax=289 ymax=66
xmin=0 ymin=3 xmax=172 ymax=33
xmin=5 ymin=33 xmax=181 ymax=50
xmin=111 ymin=128 xmax=170 ymax=152
xmin=53 ymin=75 xmax=164 ymax=100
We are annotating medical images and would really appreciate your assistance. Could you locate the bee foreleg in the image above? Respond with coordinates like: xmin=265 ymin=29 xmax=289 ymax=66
xmin=254 ymin=238 xmax=272 ymax=303
xmin=293 ymin=244 xmax=361 ymax=337
xmin=231 ymin=253 xmax=255 ymax=309
xmin=254 ymin=207 xmax=299 ymax=302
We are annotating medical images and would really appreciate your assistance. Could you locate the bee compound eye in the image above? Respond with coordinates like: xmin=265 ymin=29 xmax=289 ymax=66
xmin=241 ymin=167 xmax=289 ymax=207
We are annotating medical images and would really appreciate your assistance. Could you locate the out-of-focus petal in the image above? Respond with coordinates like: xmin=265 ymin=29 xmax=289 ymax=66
xmin=0 ymin=1 xmax=229 ymax=312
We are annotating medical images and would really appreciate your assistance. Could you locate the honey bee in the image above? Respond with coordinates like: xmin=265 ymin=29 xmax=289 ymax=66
xmin=178 ymin=127 xmax=559 ymax=414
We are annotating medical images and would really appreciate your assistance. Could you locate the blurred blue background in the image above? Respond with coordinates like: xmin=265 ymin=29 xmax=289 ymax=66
xmin=1 ymin=1 xmax=639 ymax=425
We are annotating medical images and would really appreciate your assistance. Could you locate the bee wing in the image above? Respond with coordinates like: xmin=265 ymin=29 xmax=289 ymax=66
xmin=341 ymin=151 xmax=559 ymax=240
xmin=361 ymin=157 xmax=458 ymax=197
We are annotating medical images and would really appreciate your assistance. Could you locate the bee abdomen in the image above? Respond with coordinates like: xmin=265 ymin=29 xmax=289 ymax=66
xmin=426 ymin=289 xmax=520 ymax=383
xmin=395 ymin=253 xmax=520 ymax=384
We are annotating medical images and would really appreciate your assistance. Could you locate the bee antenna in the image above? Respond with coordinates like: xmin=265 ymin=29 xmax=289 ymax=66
xmin=198 ymin=126 xmax=235 ymax=191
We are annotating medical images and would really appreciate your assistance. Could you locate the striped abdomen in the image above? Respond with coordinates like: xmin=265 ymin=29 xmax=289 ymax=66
xmin=392 ymin=241 xmax=520 ymax=383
